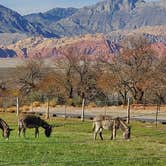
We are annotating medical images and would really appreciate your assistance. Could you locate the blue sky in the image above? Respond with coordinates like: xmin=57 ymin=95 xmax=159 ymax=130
xmin=0 ymin=0 xmax=159 ymax=15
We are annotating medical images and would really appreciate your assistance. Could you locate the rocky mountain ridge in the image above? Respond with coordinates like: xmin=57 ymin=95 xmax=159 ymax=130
xmin=0 ymin=0 xmax=166 ymax=38
xmin=0 ymin=25 xmax=165 ymax=58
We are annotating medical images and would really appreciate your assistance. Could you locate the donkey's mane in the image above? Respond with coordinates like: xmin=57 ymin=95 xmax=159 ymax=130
xmin=39 ymin=118 xmax=51 ymax=129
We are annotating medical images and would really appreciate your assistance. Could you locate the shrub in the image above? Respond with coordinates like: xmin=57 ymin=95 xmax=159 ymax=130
xmin=88 ymin=102 xmax=97 ymax=108
xmin=72 ymin=97 xmax=82 ymax=107
xmin=26 ymin=92 xmax=45 ymax=103
xmin=0 ymin=107 xmax=3 ymax=112
xmin=7 ymin=107 xmax=16 ymax=113
xmin=21 ymin=105 xmax=30 ymax=112
xmin=32 ymin=101 xmax=42 ymax=107
xmin=49 ymin=99 xmax=57 ymax=107
xmin=66 ymin=97 xmax=82 ymax=107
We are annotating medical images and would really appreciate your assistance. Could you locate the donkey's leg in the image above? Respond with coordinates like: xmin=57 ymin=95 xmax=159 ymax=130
xmin=18 ymin=127 xmax=22 ymax=137
xmin=110 ymin=130 xmax=113 ymax=140
xmin=35 ymin=128 xmax=39 ymax=138
xmin=99 ymin=128 xmax=103 ymax=140
xmin=112 ymin=125 xmax=117 ymax=140
xmin=23 ymin=128 xmax=26 ymax=137
xmin=110 ymin=129 xmax=117 ymax=140
xmin=94 ymin=127 xmax=100 ymax=140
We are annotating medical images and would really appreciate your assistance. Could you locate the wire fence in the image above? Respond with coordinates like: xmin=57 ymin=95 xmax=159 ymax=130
xmin=0 ymin=96 xmax=166 ymax=125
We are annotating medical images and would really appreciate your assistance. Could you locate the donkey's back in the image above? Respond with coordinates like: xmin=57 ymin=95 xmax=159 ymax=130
xmin=93 ymin=115 xmax=114 ymax=130
xmin=18 ymin=115 xmax=43 ymax=128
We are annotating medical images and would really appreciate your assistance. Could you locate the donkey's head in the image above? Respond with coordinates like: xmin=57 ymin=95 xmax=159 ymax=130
xmin=123 ymin=126 xmax=131 ymax=140
xmin=3 ymin=128 xmax=13 ymax=140
xmin=45 ymin=126 xmax=52 ymax=137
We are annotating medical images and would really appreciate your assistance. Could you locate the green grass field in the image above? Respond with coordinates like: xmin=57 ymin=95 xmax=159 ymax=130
xmin=0 ymin=113 xmax=166 ymax=166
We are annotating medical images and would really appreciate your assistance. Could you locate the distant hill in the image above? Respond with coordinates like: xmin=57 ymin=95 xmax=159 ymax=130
xmin=24 ymin=8 xmax=78 ymax=31
xmin=2 ymin=34 xmax=116 ymax=58
xmin=0 ymin=33 xmax=27 ymax=46
xmin=43 ymin=0 xmax=166 ymax=36
xmin=0 ymin=5 xmax=58 ymax=37
xmin=0 ymin=0 xmax=166 ymax=38
xmin=0 ymin=26 xmax=165 ymax=59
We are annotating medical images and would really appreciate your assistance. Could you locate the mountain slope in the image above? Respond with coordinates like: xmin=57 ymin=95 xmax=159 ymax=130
xmin=0 ymin=4 xmax=58 ymax=37
xmin=0 ymin=25 xmax=165 ymax=58
xmin=0 ymin=0 xmax=166 ymax=38
xmin=0 ymin=34 xmax=118 ymax=58
xmin=24 ymin=8 xmax=78 ymax=27
xmin=47 ymin=0 xmax=166 ymax=36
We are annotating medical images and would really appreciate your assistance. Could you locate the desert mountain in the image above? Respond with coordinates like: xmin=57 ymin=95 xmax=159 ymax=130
xmin=0 ymin=0 xmax=166 ymax=38
xmin=2 ymin=34 xmax=116 ymax=58
xmin=43 ymin=0 xmax=166 ymax=37
xmin=0 ymin=5 xmax=58 ymax=37
xmin=24 ymin=8 xmax=78 ymax=32
xmin=0 ymin=26 xmax=165 ymax=58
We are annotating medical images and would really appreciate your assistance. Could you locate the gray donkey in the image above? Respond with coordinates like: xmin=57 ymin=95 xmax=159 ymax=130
xmin=92 ymin=115 xmax=131 ymax=140
xmin=0 ymin=118 xmax=13 ymax=140
xmin=18 ymin=115 xmax=52 ymax=138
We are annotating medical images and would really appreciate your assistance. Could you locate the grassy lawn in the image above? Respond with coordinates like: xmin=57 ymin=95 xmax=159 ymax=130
xmin=0 ymin=113 xmax=166 ymax=166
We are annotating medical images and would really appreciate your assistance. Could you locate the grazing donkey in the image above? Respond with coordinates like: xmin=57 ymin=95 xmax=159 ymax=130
xmin=92 ymin=115 xmax=131 ymax=140
xmin=0 ymin=118 xmax=13 ymax=140
xmin=18 ymin=115 xmax=52 ymax=138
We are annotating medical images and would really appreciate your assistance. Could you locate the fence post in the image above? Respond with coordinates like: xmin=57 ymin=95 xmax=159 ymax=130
xmin=64 ymin=104 xmax=67 ymax=120
xmin=81 ymin=98 xmax=85 ymax=122
xmin=127 ymin=98 xmax=130 ymax=124
xmin=46 ymin=97 xmax=50 ymax=119
xmin=104 ymin=99 xmax=107 ymax=116
xmin=155 ymin=103 xmax=160 ymax=128
xmin=16 ymin=96 xmax=19 ymax=116
xmin=31 ymin=98 xmax=34 ymax=112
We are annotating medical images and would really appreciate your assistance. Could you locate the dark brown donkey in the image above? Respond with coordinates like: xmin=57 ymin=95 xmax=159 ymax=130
xmin=18 ymin=115 xmax=52 ymax=138
xmin=0 ymin=118 xmax=13 ymax=140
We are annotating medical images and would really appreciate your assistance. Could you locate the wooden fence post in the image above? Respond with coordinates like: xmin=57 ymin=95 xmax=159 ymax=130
xmin=155 ymin=103 xmax=160 ymax=128
xmin=81 ymin=98 xmax=85 ymax=122
xmin=64 ymin=104 xmax=67 ymax=120
xmin=127 ymin=98 xmax=130 ymax=124
xmin=31 ymin=98 xmax=34 ymax=112
xmin=46 ymin=97 xmax=50 ymax=119
xmin=104 ymin=99 xmax=107 ymax=116
xmin=16 ymin=96 xmax=19 ymax=116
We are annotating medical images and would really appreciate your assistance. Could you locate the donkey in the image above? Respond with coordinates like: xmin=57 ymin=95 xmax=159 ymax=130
xmin=92 ymin=115 xmax=130 ymax=140
xmin=18 ymin=115 xmax=52 ymax=138
xmin=0 ymin=118 xmax=13 ymax=140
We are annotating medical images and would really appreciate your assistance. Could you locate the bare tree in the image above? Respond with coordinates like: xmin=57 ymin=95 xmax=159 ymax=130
xmin=54 ymin=47 xmax=101 ymax=105
xmin=99 ymin=35 xmax=158 ymax=104
xmin=147 ymin=56 xmax=166 ymax=104
xmin=17 ymin=58 xmax=45 ymax=95
xmin=119 ymin=36 xmax=157 ymax=104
